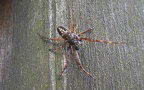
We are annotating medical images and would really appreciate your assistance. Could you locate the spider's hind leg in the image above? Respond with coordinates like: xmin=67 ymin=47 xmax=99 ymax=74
xmin=49 ymin=41 xmax=68 ymax=52
xmin=38 ymin=33 xmax=64 ymax=41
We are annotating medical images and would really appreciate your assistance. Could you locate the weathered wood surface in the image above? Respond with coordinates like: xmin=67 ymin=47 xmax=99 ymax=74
xmin=0 ymin=0 xmax=144 ymax=90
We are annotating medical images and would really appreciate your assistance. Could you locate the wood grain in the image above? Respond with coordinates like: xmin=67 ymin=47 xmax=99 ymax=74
xmin=0 ymin=0 xmax=144 ymax=90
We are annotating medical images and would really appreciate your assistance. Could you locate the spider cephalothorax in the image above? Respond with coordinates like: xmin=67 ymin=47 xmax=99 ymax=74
xmin=39 ymin=16 xmax=126 ymax=80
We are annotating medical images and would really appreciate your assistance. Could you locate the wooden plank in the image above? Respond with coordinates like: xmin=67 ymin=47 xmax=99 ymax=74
xmin=0 ymin=0 xmax=12 ymax=90
xmin=1 ymin=0 xmax=144 ymax=90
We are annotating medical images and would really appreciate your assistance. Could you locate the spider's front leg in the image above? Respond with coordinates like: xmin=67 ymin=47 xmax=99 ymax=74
xmin=73 ymin=49 xmax=96 ymax=80
xmin=58 ymin=45 xmax=71 ymax=80
xmin=78 ymin=28 xmax=93 ymax=36
xmin=81 ymin=38 xmax=126 ymax=44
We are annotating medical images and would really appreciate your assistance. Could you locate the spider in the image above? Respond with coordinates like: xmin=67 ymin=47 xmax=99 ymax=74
xmin=38 ymin=16 xmax=126 ymax=80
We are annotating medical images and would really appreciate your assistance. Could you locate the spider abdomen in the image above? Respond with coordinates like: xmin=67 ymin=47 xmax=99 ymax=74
xmin=57 ymin=26 xmax=71 ymax=40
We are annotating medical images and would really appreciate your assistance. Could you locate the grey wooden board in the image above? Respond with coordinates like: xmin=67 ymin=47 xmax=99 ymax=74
xmin=0 ymin=0 xmax=144 ymax=90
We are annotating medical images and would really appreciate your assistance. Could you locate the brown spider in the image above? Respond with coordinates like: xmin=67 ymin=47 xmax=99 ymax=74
xmin=38 ymin=16 xmax=126 ymax=80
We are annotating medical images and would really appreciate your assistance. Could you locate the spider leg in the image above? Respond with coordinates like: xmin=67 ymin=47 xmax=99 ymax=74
xmin=38 ymin=33 xmax=64 ymax=41
xmin=78 ymin=28 xmax=93 ymax=36
xmin=69 ymin=16 xmax=78 ymax=33
xmin=70 ymin=16 xmax=74 ymax=33
xmin=47 ymin=38 xmax=64 ymax=41
xmin=73 ymin=49 xmax=96 ymax=79
xmin=81 ymin=38 xmax=126 ymax=44
xmin=49 ymin=41 xmax=68 ymax=52
xmin=58 ymin=46 xmax=71 ymax=80
xmin=73 ymin=24 xmax=78 ymax=33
